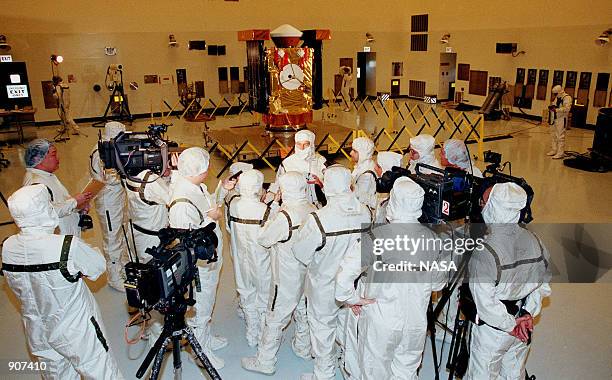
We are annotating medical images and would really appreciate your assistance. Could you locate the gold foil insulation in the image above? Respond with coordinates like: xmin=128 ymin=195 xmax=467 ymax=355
xmin=266 ymin=47 xmax=313 ymax=116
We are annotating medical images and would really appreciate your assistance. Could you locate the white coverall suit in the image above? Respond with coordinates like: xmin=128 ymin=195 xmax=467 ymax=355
xmin=408 ymin=134 xmax=442 ymax=174
xmin=271 ymin=130 xmax=327 ymax=206
xmin=227 ymin=169 xmax=272 ymax=347
xmin=54 ymin=81 xmax=80 ymax=134
xmin=351 ymin=137 xmax=379 ymax=211
xmin=336 ymin=177 xmax=447 ymax=380
xmin=374 ymin=151 xmax=403 ymax=223
xmin=293 ymin=166 xmax=372 ymax=380
xmin=465 ymin=183 xmax=551 ymax=380
xmin=443 ymin=139 xmax=483 ymax=178
xmin=23 ymin=168 xmax=82 ymax=236
xmin=89 ymin=121 xmax=129 ymax=291
xmin=213 ymin=161 xmax=253 ymax=320
xmin=548 ymin=87 xmax=572 ymax=159
xmin=168 ymin=147 xmax=226 ymax=369
xmin=1 ymin=184 xmax=123 ymax=379
xmin=241 ymin=171 xmax=316 ymax=375
xmin=125 ymin=169 xmax=171 ymax=262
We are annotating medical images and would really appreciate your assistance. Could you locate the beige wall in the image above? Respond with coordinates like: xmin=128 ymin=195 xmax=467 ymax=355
xmin=2 ymin=1 xmax=610 ymax=123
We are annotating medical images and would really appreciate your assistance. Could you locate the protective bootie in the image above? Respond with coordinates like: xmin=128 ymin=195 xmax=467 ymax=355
xmin=107 ymin=263 xmax=125 ymax=292
xmin=291 ymin=340 xmax=312 ymax=360
xmin=189 ymin=349 xmax=225 ymax=370
xmin=241 ymin=357 xmax=276 ymax=375
xmin=210 ymin=335 xmax=228 ymax=351
xmin=300 ymin=373 xmax=315 ymax=380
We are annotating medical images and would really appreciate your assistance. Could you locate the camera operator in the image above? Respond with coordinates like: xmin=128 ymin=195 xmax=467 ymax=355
xmin=464 ymin=183 xmax=551 ymax=379
xmin=23 ymin=139 xmax=93 ymax=236
xmin=292 ymin=166 xmax=371 ymax=380
xmin=226 ymin=169 xmax=273 ymax=348
xmin=89 ymin=121 xmax=129 ymax=292
xmin=1 ymin=184 xmax=124 ymax=379
xmin=52 ymin=75 xmax=80 ymax=135
xmin=168 ymin=147 xmax=227 ymax=369
xmin=350 ymin=137 xmax=378 ymax=212
xmin=373 ymin=151 xmax=402 ymax=223
xmin=407 ymin=134 xmax=441 ymax=174
xmin=125 ymin=167 xmax=171 ymax=262
xmin=241 ymin=171 xmax=315 ymax=375
xmin=547 ymin=85 xmax=572 ymax=159
xmin=441 ymin=139 xmax=483 ymax=178
xmin=267 ymin=130 xmax=327 ymax=207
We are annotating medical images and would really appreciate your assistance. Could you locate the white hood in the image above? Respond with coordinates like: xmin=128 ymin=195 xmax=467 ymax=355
xmin=482 ymin=182 xmax=527 ymax=224
xmin=279 ymin=171 xmax=308 ymax=203
xmin=385 ymin=177 xmax=425 ymax=223
xmin=293 ymin=129 xmax=316 ymax=161
xmin=177 ymin=147 xmax=210 ymax=177
xmin=238 ymin=169 xmax=264 ymax=199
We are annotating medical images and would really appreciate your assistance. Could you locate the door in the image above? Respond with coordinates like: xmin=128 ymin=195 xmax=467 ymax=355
xmin=391 ymin=79 xmax=400 ymax=97
xmin=438 ymin=53 xmax=456 ymax=101
xmin=357 ymin=52 xmax=377 ymax=98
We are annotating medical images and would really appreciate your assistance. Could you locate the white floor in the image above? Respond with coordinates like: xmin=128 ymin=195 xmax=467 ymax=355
xmin=0 ymin=106 xmax=610 ymax=379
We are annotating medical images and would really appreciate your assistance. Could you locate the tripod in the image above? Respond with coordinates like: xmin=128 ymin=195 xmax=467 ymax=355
xmin=136 ymin=294 xmax=221 ymax=380
xmin=53 ymin=102 xmax=71 ymax=142
xmin=93 ymin=69 xmax=132 ymax=127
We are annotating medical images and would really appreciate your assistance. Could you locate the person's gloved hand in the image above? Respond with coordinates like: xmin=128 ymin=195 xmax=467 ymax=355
xmin=307 ymin=174 xmax=323 ymax=188
xmin=222 ymin=177 xmax=237 ymax=191
xmin=207 ymin=205 xmax=222 ymax=221
xmin=510 ymin=314 xmax=533 ymax=342
xmin=348 ymin=297 xmax=376 ymax=316
xmin=74 ymin=192 xmax=93 ymax=209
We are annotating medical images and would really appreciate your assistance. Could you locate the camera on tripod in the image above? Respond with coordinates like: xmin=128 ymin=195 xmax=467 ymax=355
xmin=124 ymin=223 xmax=218 ymax=312
xmin=376 ymin=150 xmax=534 ymax=224
xmin=97 ymin=123 xmax=179 ymax=178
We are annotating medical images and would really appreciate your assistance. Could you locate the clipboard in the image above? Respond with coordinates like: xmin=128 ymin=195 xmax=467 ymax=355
xmin=82 ymin=179 xmax=105 ymax=198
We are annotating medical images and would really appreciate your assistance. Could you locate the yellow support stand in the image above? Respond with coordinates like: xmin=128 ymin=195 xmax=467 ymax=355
xmin=162 ymin=100 xmax=181 ymax=122
xmin=477 ymin=115 xmax=485 ymax=160
xmin=327 ymin=134 xmax=351 ymax=160
xmin=193 ymin=98 xmax=211 ymax=121
xmin=215 ymin=143 xmax=234 ymax=160
xmin=387 ymin=99 xmax=395 ymax=132
xmin=246 ymin=142 xmax=276 ymax=171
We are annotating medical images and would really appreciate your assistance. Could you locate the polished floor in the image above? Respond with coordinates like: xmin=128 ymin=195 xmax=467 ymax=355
xmin=0 ymin=105 xmax=610 ymax=379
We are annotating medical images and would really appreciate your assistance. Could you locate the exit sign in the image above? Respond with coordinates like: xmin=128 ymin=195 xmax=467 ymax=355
xmin=363 ymin=46 xmax=371 ymax=52
xmin=0 ymin=55 xmax=12 ymax=62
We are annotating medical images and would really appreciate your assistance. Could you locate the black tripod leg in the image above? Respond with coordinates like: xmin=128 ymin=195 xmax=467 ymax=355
xmin=447 ymin=320 xmax=465 ymax=380
xmin=136 ymin=328 xmax=170 ymax=379
xmin=172 ymin=332 xmax=183 ymax=379
xmin=427 ymin=300 xmax=440 ymax=380
xmin=183 ymin=326 xmax=222 ymax=380
xmin=149 ymin=339 xmax=170 ymax=380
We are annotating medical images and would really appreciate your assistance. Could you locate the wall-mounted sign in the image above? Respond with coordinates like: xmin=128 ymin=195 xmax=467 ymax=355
xmin=0 ymin=55 xmax=12 ymax=62
xmin=7 ymin=84 xmax=28 ymax=98
xmin=10 ymin=74 xmax=20 ymax=83
xmin=363 ymin=46 xmax=371 ymax=52
xmin=445 ymin=46 xmax=454 ymax=53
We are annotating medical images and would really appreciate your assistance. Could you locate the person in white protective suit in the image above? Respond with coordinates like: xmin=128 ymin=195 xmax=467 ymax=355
xmin=241 ymin=171 xmax=316 ymax=375
xmin=465 ymin=183 xmax=551 ymax=380
xmin=269 ymin=130 xmax=327 ymax=207
xmin=350 ymin=136 xmax=378 ymax=212
xmin=1 ymin=184 xmax=124 ymax=379
xmin=336 ymin=177 xmax=447 ymax=380
xmin=125 ymin=168 xmax=171 ymax=262
xmin=214 ymin=161 xmax=253 ymax=321
xmin=547 ymin=85 xmax=572 ymax=159
xmin=374 ymin=151 xmax=403 ymax=223
xmin=168 ymin=147 xmax=228 ymax=369
xmin=23 ymin=139 xmax=92 ymax=236
xmin=340 ymin=66 xmax=353 ymax=112
xmin=441 ymin=139 xmax=483 ymax=178
xmin=227 ymin=169 xmax=273 ymax=347
xmin=292 ymin=166 xmax=372 ymax=380
xmin=89 ymin=121 xmax=129 ymax=292
xmin=408 ymin=134 xmax=442 ymax=174
xmin=52 ymin=75 xmax=80 ymax=135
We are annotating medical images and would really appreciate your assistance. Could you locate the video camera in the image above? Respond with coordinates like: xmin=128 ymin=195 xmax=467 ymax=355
xmin=124 ymin=223 xmax=218 ymax=312
xmin=376 ymin=150 xmax=534 ymax=224
xmin=97 ymin=123 xmax=179 ymax=179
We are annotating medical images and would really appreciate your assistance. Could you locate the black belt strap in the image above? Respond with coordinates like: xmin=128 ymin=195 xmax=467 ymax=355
xmin=168 ymin=198 xmax=204 ymax=224
xmin=132 ymin=223 xmax=159 ymax=236
xmin=31 ymin=183 xmax=54 ymax=201
xmin=482 ymin=233 xmax=547 ymax=286
xmin=225 ymin=194 xmax=241 ymax=230
xmin=2 ymin=235 xmax=82 ymax=283
xmin=310 ymin=212 xmax=371 ymax=252
xmin=90 ymin=316 xmax=109 ymax=352
xmin=278 ymin=210 xmax=300 ymax=243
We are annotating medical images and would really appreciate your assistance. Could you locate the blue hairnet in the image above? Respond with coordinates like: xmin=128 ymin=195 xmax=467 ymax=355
xmin=24 ymin=139 xmax=52 ymax=168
